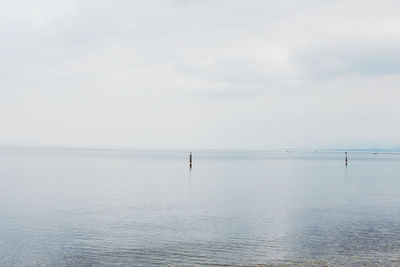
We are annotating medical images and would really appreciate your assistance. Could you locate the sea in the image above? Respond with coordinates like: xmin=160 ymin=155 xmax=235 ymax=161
xmin=1 ymin=147 xmax=400 ymax=266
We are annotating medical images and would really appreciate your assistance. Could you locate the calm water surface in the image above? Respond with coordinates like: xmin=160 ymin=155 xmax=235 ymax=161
xmin=1 ymin=147 xmax=400 ymax=266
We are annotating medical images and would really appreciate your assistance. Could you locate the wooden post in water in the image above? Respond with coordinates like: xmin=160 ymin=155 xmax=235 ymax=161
xmin=345 ymin=152 xmax=348 ymax=166
xmin=189 ymin=152 xmax=192 ymax=168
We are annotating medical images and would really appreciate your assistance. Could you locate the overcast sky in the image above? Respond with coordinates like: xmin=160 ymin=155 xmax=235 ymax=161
xmin=1 ymin=0 xmax=399 ymax=150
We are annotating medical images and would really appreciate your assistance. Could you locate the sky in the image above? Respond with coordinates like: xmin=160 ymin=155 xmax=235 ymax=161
xmin=1 ymin=0 xmax=400 ymax=150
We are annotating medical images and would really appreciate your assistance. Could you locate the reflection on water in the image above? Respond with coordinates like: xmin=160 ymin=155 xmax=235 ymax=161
xmin=1 ymin=147 xmax=400 ymax=266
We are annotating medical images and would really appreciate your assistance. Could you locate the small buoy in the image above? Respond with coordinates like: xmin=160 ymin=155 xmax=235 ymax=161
xmin=345 ymin=152 xmax=348 ymax=166
xmin=189 ymin=152 xmax=192 ymax=168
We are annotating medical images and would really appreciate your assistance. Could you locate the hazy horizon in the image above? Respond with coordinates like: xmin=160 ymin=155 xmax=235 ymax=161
xmin=3 ymin=144 xmax=400 ymax=154
xmin=1 ymin=0 xmax=399 ymax=150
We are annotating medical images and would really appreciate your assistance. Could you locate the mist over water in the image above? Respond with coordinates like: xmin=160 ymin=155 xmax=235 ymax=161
xmin=1 ymin=147 xmax=400 ymax=266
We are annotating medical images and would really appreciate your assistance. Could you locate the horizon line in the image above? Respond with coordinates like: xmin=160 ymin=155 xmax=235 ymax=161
xmin=1 ymin=145 xmax=400 ymax=154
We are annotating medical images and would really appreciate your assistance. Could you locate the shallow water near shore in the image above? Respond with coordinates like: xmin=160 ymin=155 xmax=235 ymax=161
xmin=1 ymin=147 xmax=400 ymax=266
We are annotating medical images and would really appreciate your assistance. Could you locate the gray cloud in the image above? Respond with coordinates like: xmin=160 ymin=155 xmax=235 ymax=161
xmin=0 ymin=0 xmax=399 ymax=149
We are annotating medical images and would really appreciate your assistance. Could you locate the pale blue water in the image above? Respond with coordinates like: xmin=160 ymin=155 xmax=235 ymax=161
xmin=1 ymin=147 xmax=400 ymax=266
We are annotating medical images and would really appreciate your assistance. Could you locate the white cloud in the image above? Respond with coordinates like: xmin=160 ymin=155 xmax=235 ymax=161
xmin=0 ymin=0 xmax=399 ymax=149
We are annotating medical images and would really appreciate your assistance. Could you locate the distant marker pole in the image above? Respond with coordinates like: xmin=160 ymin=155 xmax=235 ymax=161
xmin=189 ymin=152 xmax=192 ymax=168
xmin=345 ymin=152 xmax=348 ymax=166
